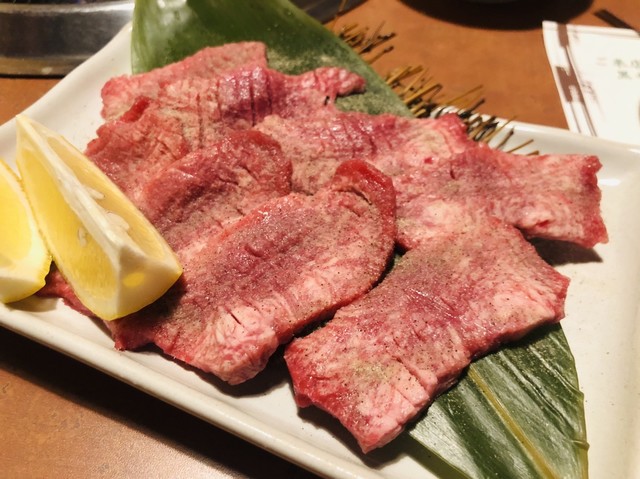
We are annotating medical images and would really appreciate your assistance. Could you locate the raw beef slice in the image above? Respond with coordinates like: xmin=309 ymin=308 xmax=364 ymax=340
xmin=285 ymin=206 xmax=569 ymax=452
xmin=137 ymin=130 xmax=292 ymax=258
xmin=111 ymin=160 xmax=396 ymax=385
xmin=256 ymin=111 xmax=474 ymax=193
xmin=101 ymin=42 xmax=268 ymax=120
xmin=395 ymin=144 xmax=608 ymax=249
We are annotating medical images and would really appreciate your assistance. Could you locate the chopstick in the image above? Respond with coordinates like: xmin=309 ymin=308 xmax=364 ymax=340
xmin=594 ymin=9 xmax=640 ymax=36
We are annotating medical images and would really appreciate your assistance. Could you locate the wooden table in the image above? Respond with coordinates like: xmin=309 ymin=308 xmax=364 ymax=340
xmin=0 ymin=1 xmax=637 ymax=477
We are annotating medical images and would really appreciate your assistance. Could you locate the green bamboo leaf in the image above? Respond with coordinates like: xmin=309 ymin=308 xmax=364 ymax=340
xmin=410 ymin=324 xmax=588 ymax=478
xmin=131 ymin=1 xmax=589 ymax=477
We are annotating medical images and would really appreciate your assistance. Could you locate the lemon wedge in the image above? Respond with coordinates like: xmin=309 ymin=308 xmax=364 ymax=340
xmin=0 ymin=157 xmax=51 ymax=303
xmin=15 ymin=115 xmax=182 ymax=320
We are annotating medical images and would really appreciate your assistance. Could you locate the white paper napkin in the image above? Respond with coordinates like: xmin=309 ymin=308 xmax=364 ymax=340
xmin=543 ymin=20 xmax=640 ymax=146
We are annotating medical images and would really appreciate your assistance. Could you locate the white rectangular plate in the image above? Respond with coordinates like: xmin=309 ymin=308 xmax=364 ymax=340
xmin=1 ymin=24 xmax=639 ymax=479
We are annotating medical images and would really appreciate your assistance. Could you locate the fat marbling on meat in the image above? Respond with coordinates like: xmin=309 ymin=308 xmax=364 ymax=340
xmin=136 ymin=130 xmax=292 ymax=257
xmin=256 ymin=109 xmax=475 ymax=193
xmin=395 ymin=142 xmax=608 ymax=249
xmin=101 ymin=42 xmax=269 ymax=120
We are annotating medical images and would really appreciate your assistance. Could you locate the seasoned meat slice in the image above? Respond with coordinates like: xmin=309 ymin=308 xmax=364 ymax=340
xmin=112 ymin=160 xmax=396 ymax=385
xmin=256 ymin=111 xmax=473 ymax=193
xmin=86 ymin=65 xmax=365 ymax=201
xmin=395 ymin=144 xmax=608 ymax=249
xmin=101 ymin=42 xmax=269 ymax=120
xmin=285 ymin=207 xmax=569 ymax=452
xmin=137 ymin=130 xmax=292 ymax=258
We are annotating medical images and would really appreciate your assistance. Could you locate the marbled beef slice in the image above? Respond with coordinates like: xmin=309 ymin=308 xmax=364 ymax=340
xmin=395 ymin=144 xmax=608 ymax=249
xmin=136 ymin=130 xmax=292 ymax=259
xmin=113 ymin=160 xmax=396 ymax=385
xmin=256 ymin=111 xmax=473 ymax=194
xmin=285 ymin=207 xmax=569 ymax=452
xmin=101 ymin=42 xmax=268 ymax=120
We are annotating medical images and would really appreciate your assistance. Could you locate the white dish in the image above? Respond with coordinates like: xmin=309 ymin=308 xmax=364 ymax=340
xmin=1 ymin=24 xmax=639 ymax=479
